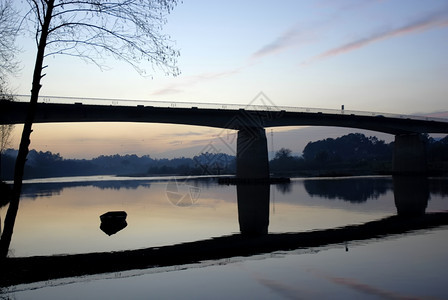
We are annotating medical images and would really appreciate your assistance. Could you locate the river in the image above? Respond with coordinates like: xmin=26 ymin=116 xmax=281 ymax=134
xmin=1 ymin=175 xmax=447 ymax=299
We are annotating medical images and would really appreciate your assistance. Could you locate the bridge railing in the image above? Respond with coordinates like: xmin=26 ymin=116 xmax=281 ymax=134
xmin=8 ymin=94 xmax=447 ymax=123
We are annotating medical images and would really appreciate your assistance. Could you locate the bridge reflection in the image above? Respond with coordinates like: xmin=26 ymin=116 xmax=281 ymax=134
xmin=1 ymin=176 xmax=446 ymax=287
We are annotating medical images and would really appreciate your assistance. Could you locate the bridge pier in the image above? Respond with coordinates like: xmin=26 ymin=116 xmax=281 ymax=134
xmin=393 ymin=134 xmax=427 ymax=174
xmin=236 ymin=127 xmax=270 ymax=179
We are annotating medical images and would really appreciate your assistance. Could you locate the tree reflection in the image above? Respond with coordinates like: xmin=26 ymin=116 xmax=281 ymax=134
xmin=303 ymin=177 xmax=391 ymax=202
xmin=17 ymin=180 xmax=152 ymax=200
xmin=275 ymin=183 xmax=291 ymax=194
xmin=429 ymin=178 xmax=448 ymax=197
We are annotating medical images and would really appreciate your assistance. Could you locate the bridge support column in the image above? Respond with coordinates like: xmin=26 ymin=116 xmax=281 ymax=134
xmin=236 ymin=127 xmax=269 ymax=179
xmin=393 ymin=134 xmax=427 ymax=174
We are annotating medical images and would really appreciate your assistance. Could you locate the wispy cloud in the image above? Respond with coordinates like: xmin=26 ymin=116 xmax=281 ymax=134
xmin=250 ymin=27 xmax=314 ymax=60
xmin=251 ymin=0 xmax=384 ymax=61
xmin=315 ymin=0 xmax=384 ymax=11
xmin=151 ymin=66 xmax=246 ymax=96
xmin=152 ymin=3 xmax=448 ymax=96
xmin=159 ymin=130 xmax=212 ymax=138
xmin=303 ymin=7 xmax=448 ymax=65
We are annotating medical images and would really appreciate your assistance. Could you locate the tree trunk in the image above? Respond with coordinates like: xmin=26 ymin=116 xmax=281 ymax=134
xmin=0 ymin=1 xmax=54 ymax=258
xmin=0 ymin=151 xmax=2 ymax=181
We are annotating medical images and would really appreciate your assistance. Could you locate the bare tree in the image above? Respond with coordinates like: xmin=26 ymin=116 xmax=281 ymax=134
xmin=0 ymin=0 xmax=181 ymax=258
xmin=0 ymin=0 xmax=19 ymax=82
xmin=0 ymin=0 xmax=19 ymax=254
xmin=0 ymin=0 xmax=18 ymax=182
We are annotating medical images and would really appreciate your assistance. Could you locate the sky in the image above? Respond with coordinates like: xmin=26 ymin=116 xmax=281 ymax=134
xmin=6 ymin=0 xmax=448 ymax=159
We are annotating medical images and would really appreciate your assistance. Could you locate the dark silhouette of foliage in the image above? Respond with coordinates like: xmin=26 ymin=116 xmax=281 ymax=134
xmin=0 ymin=149 xmax=236 ymax=179
xmin=2 ymin=133 xmax=447 ymax=181
xmin=270 ymin=147 xmax=304 ymax=173
xmin=303 ymin=133 xmax=392 ymax=164
xmin=271 ymin=133 xmax=448 ymax=176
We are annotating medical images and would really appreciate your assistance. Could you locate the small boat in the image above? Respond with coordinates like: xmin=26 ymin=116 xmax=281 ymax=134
xmin=99 ymin=211 xmax=127 ymax=236
xmin=100 ymin=211 xmax=127 ymax=223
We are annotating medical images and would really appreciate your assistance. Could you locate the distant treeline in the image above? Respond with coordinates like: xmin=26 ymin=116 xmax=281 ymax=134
xmin=270 ymin=133 xmax=448 ymax=176
xmin=1 ymin=133 xmax=447 ymax=180
xmin=0 ymin=150 xmax=236 ymax=180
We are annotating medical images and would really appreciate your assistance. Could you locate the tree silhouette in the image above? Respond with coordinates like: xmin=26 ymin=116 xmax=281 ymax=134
xmin=270 ymin=148 xmax=304 ymax=173
xmin=1 ymin=0 xmax=181 ymax=258
xmin=303 ymin=133 xmax=392 ymax=164
xmin=0 ymin=0 xmax=19 ymax=81
xmin=0 ymin=0 xmax=19 ymax=182
xmin=274 ymin=148 xmax=292 ymax=160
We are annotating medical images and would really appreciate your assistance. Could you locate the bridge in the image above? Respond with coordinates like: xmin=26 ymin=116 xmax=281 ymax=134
xmin=1 ymin=95 xmax=448 ymax=177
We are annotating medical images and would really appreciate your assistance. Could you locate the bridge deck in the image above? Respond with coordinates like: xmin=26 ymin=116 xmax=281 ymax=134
xmin=1 ymin=96 xmax=448 ymax=135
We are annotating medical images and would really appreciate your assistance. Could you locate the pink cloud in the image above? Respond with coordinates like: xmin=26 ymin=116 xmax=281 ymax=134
xmin=251 ymin=27 xmax=314 ymax=60
xmin=303 ymin=8 xmax=448 ymax=65
xmin=251 ymin=1 xmax=386 ymax=61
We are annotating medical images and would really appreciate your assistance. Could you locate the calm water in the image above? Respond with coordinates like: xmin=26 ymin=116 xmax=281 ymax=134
xmin=1 ymin=175 xmax=448 ymax=299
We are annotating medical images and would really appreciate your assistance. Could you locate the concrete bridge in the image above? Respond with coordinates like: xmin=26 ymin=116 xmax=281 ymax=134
xmin=1 ymin=96 xmax=448 ymax=177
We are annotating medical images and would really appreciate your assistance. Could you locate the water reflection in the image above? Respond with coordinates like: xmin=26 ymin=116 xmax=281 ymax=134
xmin=237 ymin=184 xmax=269 ymax=235
xmin=429 ymin=178 xmax=448 ymax=196
xmin=393 ymin=176 xmax=429 ymax=217
xmin=274 ymin=183 xmax=291 ymax=194
xmin=303 ymin=177 xmax=391 ymax=202
xmin=0 ymin=175 xmax=447 ymax=287
xmin=239 ymin=176 xmax=431 ymax=234
xmin=2 ymin=211 xmax=447 ymax=287
xmin=20 ymin=180 xmax=152 ymax=199
xmin=301 ymin=176 xmax=432 ymax=217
